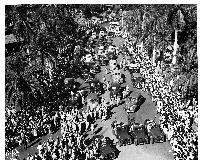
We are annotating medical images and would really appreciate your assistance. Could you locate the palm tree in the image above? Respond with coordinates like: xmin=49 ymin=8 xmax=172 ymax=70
xmin=9 ymin=4 xmax=79 ymax=79
xmin=146 ymin=5 xmax=172 ymax=67
xmin=168 ymin=5 xmax=186 ymax=65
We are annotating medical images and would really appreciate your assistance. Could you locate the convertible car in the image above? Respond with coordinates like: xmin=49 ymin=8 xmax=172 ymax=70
xmin=130 ymin=123 xmax=149 ymax=146
xmin=144 ymin=119 xmax=166 ymax=144
xmin=84 ymin=135 xmax=116 ymax=160
xmin=125 ymin=91 xmax=146 ymax=113
xmin=112 ymin=123 xmax=132 ymax=147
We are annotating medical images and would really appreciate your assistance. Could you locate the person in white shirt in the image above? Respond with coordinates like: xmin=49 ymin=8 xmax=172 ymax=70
xmin=52 ymin=152 xmax=57 ymax=160
xmin=37 ymin=142 xmax=43 ymax=156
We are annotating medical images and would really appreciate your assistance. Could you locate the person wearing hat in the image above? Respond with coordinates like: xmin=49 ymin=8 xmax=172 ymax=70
xmin=111 ymin=68 xmax=122 ymax=83
xmin=85 ymin=93 xmax=99 ymax=130
xmin=86 ymin=93 xmax=99 ymax=111
xmin=110 ymin=82 xmax=121 ymax=106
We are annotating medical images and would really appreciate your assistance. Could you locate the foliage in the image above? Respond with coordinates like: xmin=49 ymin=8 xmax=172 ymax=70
xmin=5 ymin=4 xmax=86 ymax=111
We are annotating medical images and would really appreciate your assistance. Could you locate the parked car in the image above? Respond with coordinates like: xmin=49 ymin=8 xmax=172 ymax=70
xmin=124 ymin=91 xmax=146 ymax=113
xmin=130 ymin=123 xmax=149 ymax=146
xmin=112 ymin=123 xmax=132 ymax=147
xmin=144 ymin=119 xmax=166 ymax=144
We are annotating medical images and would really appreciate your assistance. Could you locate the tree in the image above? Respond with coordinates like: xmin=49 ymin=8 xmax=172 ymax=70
xmin=5 ymin=50 xmax=44 ymax=112
xmin=145 ymin=5 xmax=172 ymax=67
xmin=123 ymin=5 xmax=144 ymax=48
xmin=168 ymin=5 xmax=186 ymax=65
xmin=5 ymin=4 xmax=86 ymax=111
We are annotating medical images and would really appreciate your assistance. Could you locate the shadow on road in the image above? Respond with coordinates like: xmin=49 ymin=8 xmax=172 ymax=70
xmin=27 ymin=138 xmax=42 ymax=149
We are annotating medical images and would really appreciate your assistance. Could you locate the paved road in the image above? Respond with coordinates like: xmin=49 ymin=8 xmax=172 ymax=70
xmin=116 ymin=142 xmax=173 ymax=160
xmin=85 ymin=87 xmax=173 ymax=160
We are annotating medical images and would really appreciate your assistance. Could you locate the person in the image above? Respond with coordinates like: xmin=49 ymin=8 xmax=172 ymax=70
xmin=86 ymin=93 xmax=99 ymax=112
xmin=34 ymin=152 xmax=42 ymax=160
xmin=52 ymin=152 xmax=57 ymax=160
xmin=23 ymin=131 xmax=28 ymax=150
xmin=27 ymin=154 xmax=33 ymax=160
xmin=37 ymin=142 xmax=43 ymax=157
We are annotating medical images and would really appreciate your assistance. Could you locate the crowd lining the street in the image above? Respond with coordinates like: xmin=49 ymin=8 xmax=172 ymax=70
xmin=6 ymin=6 xmax=198 ymax=160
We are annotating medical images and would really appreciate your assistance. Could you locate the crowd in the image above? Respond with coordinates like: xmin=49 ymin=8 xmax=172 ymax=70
xmin=18 ymin=96 xmax=111 ymax=160
xmin=6 ymin=6 xmax=197 ymax=160
xmin=5 ymin=106 xmax=61 ymax=153
xmin=131 ymin=45 xmax=198 ymax=159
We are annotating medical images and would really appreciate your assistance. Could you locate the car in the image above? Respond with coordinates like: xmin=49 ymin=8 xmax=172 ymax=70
xmin=86 ymin=78 xmax=103 ymax=95
xmin=110 ymin=82 xmax=121 ymax=97
xmin=124 ymin=91 xmax=146 ymax=113
xmin=164 ymin=52 xmax=173 ymax=64
xmin=112 ymin=123 xmax=132 ymax=147
xmin=67 ymin=91 xmax=82 ymax=108
xmin=85 ymin=60 xmax=96 ymax=70
xmin=110 ymin=22 xmax=120 ymax=26
xmin=128 ymin=63 xmax=140 ymax=73
xmin=131 ymin=73 xmax=145 ymax=89
xmin=84 ymin=135 xmax=116 ymax=160
xmin=107 ymin=31 xmax=115 ymax=37
xmin=144 ymin=119 xmax=166 ymax=144
xmin=99 ymin=137 xmax=116 ymax=160
xmin=130 ymin=123 xmax=149 ymax=146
